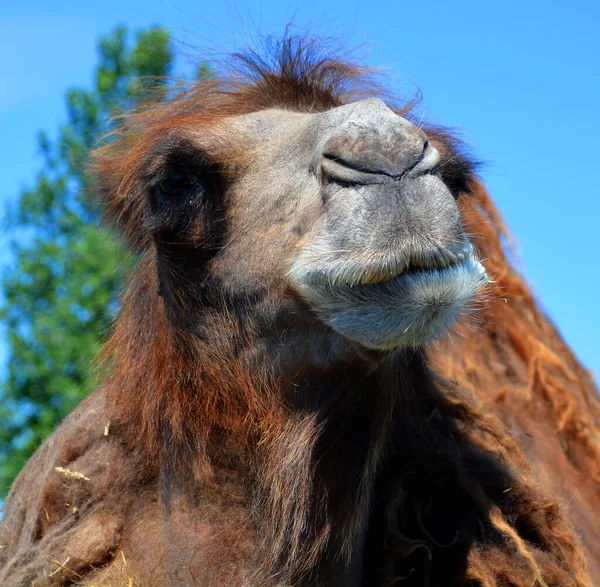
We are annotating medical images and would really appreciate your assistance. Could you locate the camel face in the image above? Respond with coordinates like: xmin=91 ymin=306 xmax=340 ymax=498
xmin=173 ymin=98 xmax=487 ymax=353
xmin=142 ymin=98 xmax=488 ymax=358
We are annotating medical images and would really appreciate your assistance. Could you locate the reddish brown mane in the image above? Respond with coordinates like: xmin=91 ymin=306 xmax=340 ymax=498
xmin=1 ymin=37 xmax=598 ymax=587
xmin=435 ymin=185 xmax=600 ymax=581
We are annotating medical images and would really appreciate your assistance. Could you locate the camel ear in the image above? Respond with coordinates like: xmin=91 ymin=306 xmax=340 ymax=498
xmin=91 ymin=140 xmax=151 ymax=250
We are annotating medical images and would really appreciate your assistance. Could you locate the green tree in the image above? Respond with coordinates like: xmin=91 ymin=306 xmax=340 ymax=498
xmin=0 ymin=25 xmax=174 ymax=497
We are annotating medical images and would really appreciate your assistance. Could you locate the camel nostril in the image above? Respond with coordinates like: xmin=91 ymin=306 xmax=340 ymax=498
xmin=321 ymin=153 xmax=380 ymax=185
xmin=405 ymin=142 xmax=441 ymax=178
xmin=321 ymin=123 xmax=439 ymax=183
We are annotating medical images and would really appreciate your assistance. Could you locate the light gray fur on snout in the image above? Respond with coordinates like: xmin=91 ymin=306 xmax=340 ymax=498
xmin=287 ymin=98 xmax=487 ymax=349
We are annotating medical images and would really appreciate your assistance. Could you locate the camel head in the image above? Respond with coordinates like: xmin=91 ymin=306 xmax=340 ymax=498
xmin=95 ymin=59 xmax=488 ymax=372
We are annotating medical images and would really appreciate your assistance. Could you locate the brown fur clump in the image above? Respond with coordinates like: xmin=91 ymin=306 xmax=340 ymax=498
xmin=0 ymin=37 xmax=598 ymax=586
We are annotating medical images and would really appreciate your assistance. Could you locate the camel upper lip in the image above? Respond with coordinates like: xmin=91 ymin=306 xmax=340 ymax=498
xmin=290 ymin=245 xmax=479 ymax=288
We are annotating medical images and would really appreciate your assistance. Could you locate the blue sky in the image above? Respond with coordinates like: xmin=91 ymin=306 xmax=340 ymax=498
xmin=1 ymin=0 xmax=599 ymax=379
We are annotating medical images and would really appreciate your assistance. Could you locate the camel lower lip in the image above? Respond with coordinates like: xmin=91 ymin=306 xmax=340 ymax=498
xmin=290 ymin=252 xmax=488 ymax=349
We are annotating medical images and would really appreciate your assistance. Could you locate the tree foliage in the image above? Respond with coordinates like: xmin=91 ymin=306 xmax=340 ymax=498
xmin=0 ymin=25 xmax=175 ymax=496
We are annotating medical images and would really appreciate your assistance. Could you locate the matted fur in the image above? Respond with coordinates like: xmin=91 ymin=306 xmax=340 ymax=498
xmin=0 ymin=37 xmax=598 ymax=586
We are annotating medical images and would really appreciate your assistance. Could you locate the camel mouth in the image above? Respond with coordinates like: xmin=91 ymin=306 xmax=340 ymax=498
xmin=290 ymin=248 xmax=488 ymax=349
xmin=293 ymin=244 xmax=475 ymax=288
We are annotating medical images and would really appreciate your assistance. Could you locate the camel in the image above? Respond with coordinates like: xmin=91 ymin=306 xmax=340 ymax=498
xmin=1 ymin=38 xmax=598 ymax=586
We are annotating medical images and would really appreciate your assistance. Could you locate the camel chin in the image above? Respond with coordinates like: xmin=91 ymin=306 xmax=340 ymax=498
xmin=290 ymin=246 xmax=488 ymax=350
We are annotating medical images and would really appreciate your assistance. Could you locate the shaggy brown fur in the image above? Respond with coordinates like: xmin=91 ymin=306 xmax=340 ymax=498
xmin=1 ymin=38 xmax=598 ymax=586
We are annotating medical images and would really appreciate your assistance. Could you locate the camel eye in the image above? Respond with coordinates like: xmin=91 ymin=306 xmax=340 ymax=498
xmin=152 ymin=172 xmax=201 ymax=212
xmin=157 ymin=174 xmax=190 ymax=198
